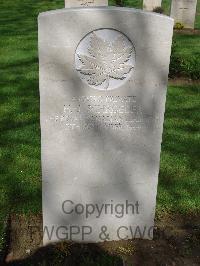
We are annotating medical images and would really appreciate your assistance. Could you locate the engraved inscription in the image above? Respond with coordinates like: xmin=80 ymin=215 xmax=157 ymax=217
xmin=75 ymin=29 xmax=135 ymax=90
xmin=78 ymin=0 xmax=95 ymax=6
xmin=49 ymin=96 xmax=159 ymax=131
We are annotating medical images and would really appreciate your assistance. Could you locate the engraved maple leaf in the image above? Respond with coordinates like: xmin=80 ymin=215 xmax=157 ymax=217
xmin=76 ymin=32 xmax=134 ymax=89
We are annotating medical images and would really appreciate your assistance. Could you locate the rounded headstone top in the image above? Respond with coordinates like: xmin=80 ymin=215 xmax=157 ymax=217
xmin=38 ymin=6 xmax=174 ymax=24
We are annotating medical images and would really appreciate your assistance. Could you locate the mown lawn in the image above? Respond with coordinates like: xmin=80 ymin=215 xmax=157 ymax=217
xmin=170 ymin=33 xmax=200 ymax=79
xmin=158 ymin=84 xmax=200 ymax=214
xmin=0 ymin=0 xmax=199 ymax=255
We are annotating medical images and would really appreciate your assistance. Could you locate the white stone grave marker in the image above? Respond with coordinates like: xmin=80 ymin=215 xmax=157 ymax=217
xmin=65 ymin=0 xmax=108 ymax=8
xmin=143 ymin=0 xmax=162 ymax=11
xmin=38 ymin=7 xmax=173 ymax=244
xmin=170 ymin=0 xmax=197 ymax=29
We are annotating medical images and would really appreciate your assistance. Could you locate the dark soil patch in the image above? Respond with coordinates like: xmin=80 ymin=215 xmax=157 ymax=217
xmin=3 ymin=212 xmax=200 ymax=266
xmin=174 ymin=29 xmax=200 ymax=35
xmin=169 ymin=78 xmax=200 ymax=86
xmin=4 ymin=214 xmax=43 ymax=263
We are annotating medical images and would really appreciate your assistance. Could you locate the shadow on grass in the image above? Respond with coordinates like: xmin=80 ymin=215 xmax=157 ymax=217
xmin=4 ymin=243 xmax=123 ymax=266
xmin=157 ymin=84 xmax=200 ymax=213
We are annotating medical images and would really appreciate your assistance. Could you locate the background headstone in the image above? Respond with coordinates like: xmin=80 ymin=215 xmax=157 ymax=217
xmin=170 ymin=0 xmax=197 ymax=29
xmin=65 ymin=0 xmax=108 ymax=8
xmin=143 ymin=0 xmax=162 ymax=11
xmin=38 ymin=7 xmax=173 ymax=244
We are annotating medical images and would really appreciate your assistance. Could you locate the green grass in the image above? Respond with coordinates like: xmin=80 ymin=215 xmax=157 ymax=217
xmin=0 ymin=0 xmax=63 ymax=254
xmin=158 ymin=85 xmax=200 ymax=214
xmin=0 ymin=0 xmax=200 ymax=257
xmin=170 ymin=33 xmax=200 ymax=79
xmin=173 ymin=34 xmax=200 ymax=58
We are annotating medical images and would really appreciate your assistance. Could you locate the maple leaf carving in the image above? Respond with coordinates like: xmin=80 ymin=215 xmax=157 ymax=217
xmin=76 ymin=32 xmax=134 ymax=89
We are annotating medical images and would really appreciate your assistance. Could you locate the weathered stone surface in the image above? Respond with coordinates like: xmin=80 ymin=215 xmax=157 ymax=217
xmin=38 ymin=7 xmax=173 ymax=244
xmin=170 ymin=0 xmax=197 ymax=29
xmin=143 ymin=0 xmax=162 ymax=11
xmin=65 ymin=0 xmax=108 ymax=8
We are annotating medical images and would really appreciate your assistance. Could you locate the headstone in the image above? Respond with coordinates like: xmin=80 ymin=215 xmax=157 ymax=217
xmin=65 ymin=0 xmax=108 ymax=8
xmin=143 ymin=0 xmax=162 ymax=11
xmin=170 ymin=0 xmax=197 ymax=29
xmin=38 ymin=7 xmax=173 ymax=244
